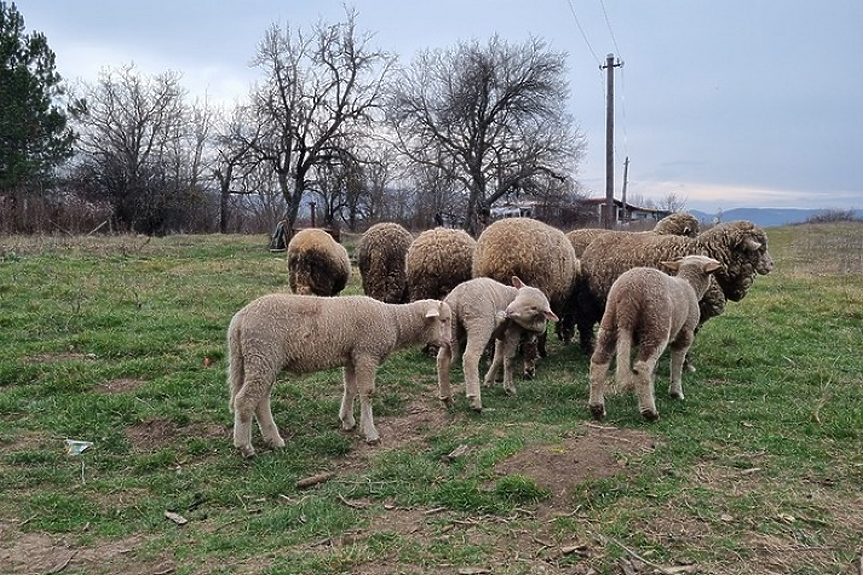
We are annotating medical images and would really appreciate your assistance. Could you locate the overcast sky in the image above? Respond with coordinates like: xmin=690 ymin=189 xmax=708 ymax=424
xmin=20 ymin=1 xmax=863 ymax=213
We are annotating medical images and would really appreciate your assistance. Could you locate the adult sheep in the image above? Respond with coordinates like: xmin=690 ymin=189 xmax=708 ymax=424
xmin=227 ymin=294 xmax=452 ymax=457
xmin=405 ymin=227 xmax=476 ymax=302
xmin=356 ymin=222 xmax=414 ymax=304
xmin=472 ymin=217 xmax=580 ymax=366
xmin=560 ymin=212 xmax=702 ymax=342
xmin=566 ymin=212 xmax=701 ymax=258
xmin=588 ymin=255 xmax=723 ymax=421
xmin=575 ymin=220 xmax=774 ymax=354
xmin=287 ymin=228 xmax=350 ymax=296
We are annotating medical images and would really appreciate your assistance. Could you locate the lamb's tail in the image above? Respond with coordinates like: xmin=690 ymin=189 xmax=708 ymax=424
xmin=227 ymin=316 xmax=244 ymax=413
xmin=614 ymin=329 xmax=634 ymax=392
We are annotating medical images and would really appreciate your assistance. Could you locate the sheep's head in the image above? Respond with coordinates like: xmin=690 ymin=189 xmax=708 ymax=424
xmin=653 ymin=212 xmax=701 ymax=237
xmin=704 ymin=222 xmax=774 ymax=301
xmin=505 ymin=276 xmax=558 ymax=333
xmin=424 ymin=300 xmax=453 ymax=346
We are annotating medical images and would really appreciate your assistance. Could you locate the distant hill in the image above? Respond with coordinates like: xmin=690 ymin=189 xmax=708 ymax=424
xmin=688 ymin=207 xmax=863 ymax=228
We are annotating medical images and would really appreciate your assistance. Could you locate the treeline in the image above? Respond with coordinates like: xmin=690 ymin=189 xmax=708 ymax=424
xmin=1 ymin=4 xmax=596 ymax=237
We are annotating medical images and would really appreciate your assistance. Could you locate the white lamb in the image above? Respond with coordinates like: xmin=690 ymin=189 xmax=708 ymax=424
xmin=588 ymin=255 xmax=723 ymax=421
xmin=227 ymin=294 xmax=452 ymax=457
xmin=437 ymin=276 xmax=558 ymax=412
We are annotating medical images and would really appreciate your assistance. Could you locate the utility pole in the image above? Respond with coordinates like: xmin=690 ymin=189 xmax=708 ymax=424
xmin=601 ymin=53 xmax=623 ymax=229
xmin=621 ymin=156 xmax=630 ymax=223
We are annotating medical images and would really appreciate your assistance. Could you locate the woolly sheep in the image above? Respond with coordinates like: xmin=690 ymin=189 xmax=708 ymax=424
xmin=286 ymin=228 xmax=350 ymax=296
xmin=588 ymin=255 xmax=723 ymax=421
xmin=566 ymin=212 xmax=701 ymax=258
xmin=437 ymin=276 xmax=558 ymax=412
xmin=472 ymin=217 xmax=580 ymax=367
xmin=227 ymin=294 xmax=452 ymax=457
xmin=575 ymin=220 xmax=774 ymax=354
xmin=356 ymin=222 xmax=414 ymax=303
xmin=405 ymin=227 xmax=477 ymax=302
xmin=560 ymin=212 xmax=701 ymax=342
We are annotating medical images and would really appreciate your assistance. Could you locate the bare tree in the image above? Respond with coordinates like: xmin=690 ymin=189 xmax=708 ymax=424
xmin=71 ymin=64 xmax=198 ymax=234
xmin=387 ymin=35 xmax=586 ymax=235
xmin=212 ymin=102 xmax=260 ymax=233
xmin=658 ymin=191 xmax=687 ymax=213
xmin=249 ymin=8 xmax=395 ymax=232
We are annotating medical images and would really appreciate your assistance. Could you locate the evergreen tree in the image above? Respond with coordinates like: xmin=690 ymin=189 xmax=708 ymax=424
xmin=0 ymin=1 xmax=75 ymax=190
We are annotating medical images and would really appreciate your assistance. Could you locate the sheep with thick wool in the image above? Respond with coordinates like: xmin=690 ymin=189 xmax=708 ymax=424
xmin=406 ymin=227 xmax=476 ymax=302
xmin=437 ymin=276 xmax=558 ymax=412
xmin=356 ymin=222 xmax=414 ymax=304
xmin=472 ymin=217 xmax=580 ymax=371
xmin=566 ymin=212 xmax=701 ymax=258
xmin=588 ymin=255 xmax=723 ymax=421
xmin=286 ymin=228 xmax=350 ymax=296
xmin=560 ymin=212 xmax=702 ymax=342
xmin=575 ymin=220 xmax=774 ymax=354
xmin=227 ymin=294 xmax=452 ymax=457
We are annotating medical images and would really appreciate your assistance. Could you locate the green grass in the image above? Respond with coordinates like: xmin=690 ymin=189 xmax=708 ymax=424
xmin=1 ymin=224 xmax=862 ymax=574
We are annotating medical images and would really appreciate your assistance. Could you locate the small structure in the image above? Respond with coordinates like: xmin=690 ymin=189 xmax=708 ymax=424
xmin=580 ymin=197 xmax=672 ymax=226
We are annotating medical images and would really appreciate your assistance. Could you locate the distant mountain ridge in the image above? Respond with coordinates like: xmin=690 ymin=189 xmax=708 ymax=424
xmin=688 ymin=207 xmax=863 ymax=228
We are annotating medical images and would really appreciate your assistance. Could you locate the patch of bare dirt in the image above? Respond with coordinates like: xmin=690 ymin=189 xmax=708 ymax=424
xmin=25 ymin=352 xmax=97 ymax=363
xmin=493 ymin=423 xmax=659 ymax=508
xmin=126 ymin=418 xmax=227 ymax=451
xmin=0 ymin=523 xmax=172 ymax=575
xmin=95 ymin=378 xmax=147 ymax=394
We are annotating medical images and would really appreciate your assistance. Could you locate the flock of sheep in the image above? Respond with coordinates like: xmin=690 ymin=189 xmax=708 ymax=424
xmin=227 ymin=214 xmax=774 ymax=458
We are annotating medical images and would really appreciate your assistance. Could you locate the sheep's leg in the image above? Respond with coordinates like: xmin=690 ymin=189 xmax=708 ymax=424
xmin=486 ymin=327 xmax=521 ymax=396
xmin=354 ymin=358 xmax=380 ymax=444
xmin=668 ymin=332 xmax=693 ymax=400
xmin=633 ymin=355 xmax=661 ymax=421
xmin=588 ymin=328 xmax=615 ymax=420
xmin=436 ymin=341 xmax=455 ymax=407
xmin=482 ymin=339 xmax=504 ymax=389
xmin=255 ymin=394 xmax=285 ymax=449
xmin=521 ymin=335 xmax=538 ymax=379
xmin=339 ymin=365 xmax=358 ymax=432
xmin=232 ymin=377 xmax=272 ymax=459
xmin=463 ymin=333 xmax=490 ymax=412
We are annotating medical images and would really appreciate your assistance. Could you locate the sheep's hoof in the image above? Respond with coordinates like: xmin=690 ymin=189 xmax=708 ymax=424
xmin=640 ymin=409 xmax=660 ymax=421
xmin=365 ymin=436 xmax=380 ymax=445
xmin=589 ymin=404 xmax=606 ymax=421
xmin=504 ymin=387 xmax=516 ymax=397
xmin=522 ymin=370 xmax=535 ymax=380
xmin=470 ymin=402 xmax=484 ymax=413
xmin=265 ymin=436 xmax=286 ymax=449
xmin=239 ymin=445 xmax=256 ymax=459
xmin=669 ymin=391 xmax=684 ymax=400
xmin=439 ymin=396 xmax=453 ymax=408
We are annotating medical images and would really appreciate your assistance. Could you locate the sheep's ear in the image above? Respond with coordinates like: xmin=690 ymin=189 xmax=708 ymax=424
xmin=543 ymin=310 xmax=559 ymax=322
xmin=425 ymin=305 xmax=440 ymax=319
xmin=511 ymin=276 xmax=524 ymax=289
xmin=661 ymin=260 xmax=681 ymax=273
xmin=743 ymin=237 xmax=762 ymax=251
xmin=704 ymin=261 xmax=724 ymax=274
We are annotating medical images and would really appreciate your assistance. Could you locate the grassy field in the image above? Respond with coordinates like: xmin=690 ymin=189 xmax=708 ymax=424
xmin=0 ymin=223 xmax=861 ymax=575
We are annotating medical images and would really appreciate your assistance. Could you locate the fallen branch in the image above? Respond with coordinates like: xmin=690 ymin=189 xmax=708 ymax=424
xmin=47 ymin=551 xmax=77 ymax=574
xmin=296 ymin=471 xmax=335 ymax=489
xmin=597 ymin=532 xmax=697 ymax=575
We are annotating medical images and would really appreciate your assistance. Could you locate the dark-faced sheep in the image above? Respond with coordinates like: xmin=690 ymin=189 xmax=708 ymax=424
xmin=472 ymin=217 xmax=580 ymax=370
xmin=588 ymin=255 xmax=723 ymax=421
xmin=576 ymin=220 xmax=774 ymax=354
xmin=356 ymin=222 xmax=414 ymax=304
xmin=405 ymin=227 xmax=477 ymax=302
xmin=286 ymin=228 xmax=350 ymax=296
xmin=227 ymin=294 xmax=452 ymax=457
xmin=437 ymin=276 xmax=558 ymax=412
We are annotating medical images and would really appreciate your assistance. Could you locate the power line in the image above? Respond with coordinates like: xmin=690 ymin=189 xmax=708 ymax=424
xmin=598 ymin=0 xmax=622 ymax=59
xmin=565 ymin=0 xmax=601 ymax=67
